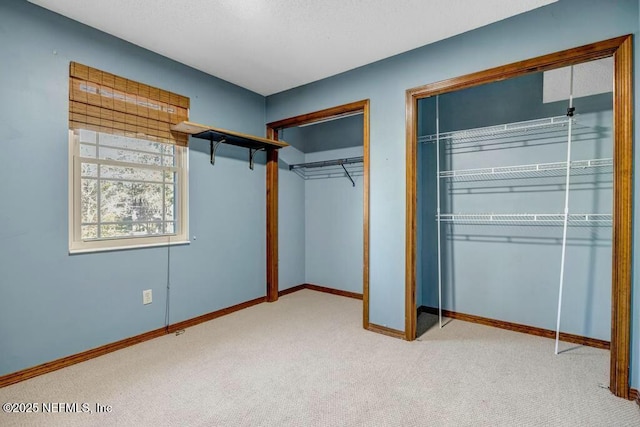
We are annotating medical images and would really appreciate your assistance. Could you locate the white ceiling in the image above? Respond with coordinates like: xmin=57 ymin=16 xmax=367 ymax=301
xmin=29 ymin=0 xmax=556 ymax=96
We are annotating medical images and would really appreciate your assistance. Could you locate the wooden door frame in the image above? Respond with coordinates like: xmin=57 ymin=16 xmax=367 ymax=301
xmin=266 ymin=100 xmax=371 ymax=328
xmin=405 ymin=35 xmax=633 ymax=399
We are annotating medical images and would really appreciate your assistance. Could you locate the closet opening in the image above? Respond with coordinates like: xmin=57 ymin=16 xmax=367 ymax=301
xmin=406 ymin=36 xmax=632 ymax=399
xmin=266 ymin=100 xmax=371 ymax=328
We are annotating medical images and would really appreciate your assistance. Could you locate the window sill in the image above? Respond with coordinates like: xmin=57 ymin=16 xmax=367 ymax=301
xmin=69 ymin=239 xmax=190 ymax=255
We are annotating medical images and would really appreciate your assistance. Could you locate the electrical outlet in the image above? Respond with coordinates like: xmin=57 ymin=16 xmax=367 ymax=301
xmin=143 ymin=289 xmax=152 ymax=305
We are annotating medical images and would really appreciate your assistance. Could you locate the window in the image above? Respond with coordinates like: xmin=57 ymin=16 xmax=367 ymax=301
xmin=67 ymin=62 xmax=190 ymax=253
xmin=69 ymin=129 xmax=189 ymax=253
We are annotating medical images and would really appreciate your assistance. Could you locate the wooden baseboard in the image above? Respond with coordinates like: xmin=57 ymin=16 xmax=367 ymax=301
xmin=278 ymin=283 xmax=363 ymax=300
xmin=292 ymin=284 xmax=398 ymax=341
xmin=284 ymin=284 xmax=398 ymax=341
xmin=630 ymin=388 xmax=639 ymax=405
xmin=167 ymin=296 xmax=265 ymax=332
xmin=366 ymin=323 xmax=405 ymax=340
xmin=0 ymin=296 xmax=266 ymax=388
xmin=0 ymin=327 xmax=167 ymax=388
xmin=304 ymin=283 xmax=363 ymax=300
xmin=418 ymin=306 xmax=610 ymax=350
xmin=278 ymin=284 xmax=307 ymax=297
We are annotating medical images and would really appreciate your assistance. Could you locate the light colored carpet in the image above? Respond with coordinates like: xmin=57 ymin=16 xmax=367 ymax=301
xmin=1 ymin=289 xmax=638 ymax=426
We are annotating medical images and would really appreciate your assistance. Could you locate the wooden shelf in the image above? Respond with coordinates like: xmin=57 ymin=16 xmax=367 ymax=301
xmin=171 ymin=121 xmax=288 ymax=168
xmin=172 ymin=121 xmax=288 ymax=149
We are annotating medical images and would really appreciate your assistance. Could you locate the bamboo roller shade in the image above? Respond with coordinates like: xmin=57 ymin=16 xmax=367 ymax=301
xmin=69 ymin=62 xmax=190 ymax=146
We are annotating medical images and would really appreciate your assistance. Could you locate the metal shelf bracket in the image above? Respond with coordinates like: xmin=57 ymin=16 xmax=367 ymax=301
xmin=341 ymin=164 xmax=355 ymax=187
xmin=249 ymin=147 xmax=265 ymax=170
xmin=209 ymin=138 xmax=225 ymax=165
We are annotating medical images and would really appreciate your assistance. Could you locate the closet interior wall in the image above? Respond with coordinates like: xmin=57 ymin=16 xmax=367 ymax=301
xmin=417 ymin=66 xmax=613 ymax=342
xmin=278 ymin=115 xmax=364 ymax=294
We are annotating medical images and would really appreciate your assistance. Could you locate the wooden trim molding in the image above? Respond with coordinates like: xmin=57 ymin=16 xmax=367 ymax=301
xmin=167 ymin=297 xmax=265 ymax=332
xmin=405 ymin=87 xmax=418 ymax=341
xmin=304 ymin=283 xmax=363 ymax=300
xmin=418 ymin=307 xmax=610 ymax=350
xmin=610 ymin=35 xmax=634 ymax=399
xmin=362 ymin=100 xmax=371 ymax=329
xmin=0 ymin=296 xmax=266 ymax=388
xmin=279 ymin=284 xmax=398 ymax=341
xmin=406 ymin=36 xmax=628 ymax=99
xmin=278 ymin=283 xmax=363 ymax=300
xmin=266 ymin=100 xmax=368 ymax=129
xmin=405 ymin=35 xmax=633 ymax=399
xmin=266 ymin=140 xmax=279 ymax=302
xmin=266 ymin=99 xmax=371 ymax=327
xmin=278 ymin=284 xmax=307 ymax=297
xmin=0 ymin=327 xmax=166 ymax=388
xmin=366 ymin=323 xmax=406 ymax=340
xmin=629 ymin=388 xmax=639 ymax=405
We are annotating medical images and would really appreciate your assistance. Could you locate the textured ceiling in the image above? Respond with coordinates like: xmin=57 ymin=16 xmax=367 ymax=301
xmin=29 ymin=0 xmax=556 ymax=96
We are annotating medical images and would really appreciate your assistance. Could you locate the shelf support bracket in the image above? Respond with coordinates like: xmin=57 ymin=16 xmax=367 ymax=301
xmin=249 ymin=147 xmax=265 ymax=170
xmin=209 ymin=138 xmax=224 ymax=166
xmin=341 ymin=164 xmax=355 ymax=187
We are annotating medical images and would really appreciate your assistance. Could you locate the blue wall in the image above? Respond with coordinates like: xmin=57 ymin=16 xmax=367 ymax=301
xmin=266 ymin=0 xmax=639 ymax=387
xmin=0 ymin=0 xmax=268 ymax=376
xmin=279 ymin=122 xmax=364 ymax=294
xmin=304 ymin=147 xmax=364 ymax=293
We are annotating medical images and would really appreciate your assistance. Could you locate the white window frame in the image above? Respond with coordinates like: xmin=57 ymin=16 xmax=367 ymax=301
xmin=68 ymin=130 xmax=189 ymax=254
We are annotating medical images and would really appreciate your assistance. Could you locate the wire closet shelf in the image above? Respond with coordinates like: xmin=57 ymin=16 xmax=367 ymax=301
xmin=437 ymin=213 xmax=612 ymax=226
xmin=418 ymin=115 xmax=590 ymax=146
xmin=288 ymin=156 xmax=363 ymax=185
xmin=427 ymin=83 xmax=614 ymax=354
xmin=439 ymin=158 xmax=612 ymax=181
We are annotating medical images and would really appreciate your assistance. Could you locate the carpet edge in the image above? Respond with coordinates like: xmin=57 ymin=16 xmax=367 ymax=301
xmin=0 ymin=296 xmax=266 ymax=388
xmin=418 ymin=306 xmax=610 ymax=350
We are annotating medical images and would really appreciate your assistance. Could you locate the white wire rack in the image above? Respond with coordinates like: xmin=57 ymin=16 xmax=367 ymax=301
xmin=439 ymin=158 xmax=612 ymax=181
xmin=424 ymin=74 xmax=612 ymax=354
xmin=418 ymin=115 xmax=588 ymax=146
xmin=437 ymin=213 xmax=612 ymax=226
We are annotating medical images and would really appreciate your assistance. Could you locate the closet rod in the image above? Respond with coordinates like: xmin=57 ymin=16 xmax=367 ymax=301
xmin=288 ymin=156 xmax=363 ymax=170
xmin=555 ymin=65 xmax=575 ymax=355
